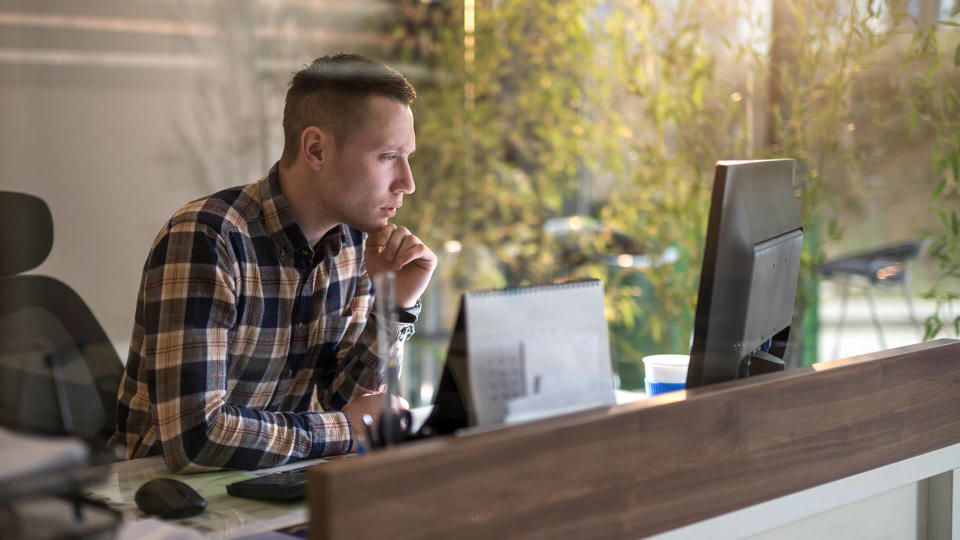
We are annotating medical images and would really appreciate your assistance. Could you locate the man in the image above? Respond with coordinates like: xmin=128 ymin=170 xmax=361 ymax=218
xmin=112 ymin=54 xmax=436 ymax=473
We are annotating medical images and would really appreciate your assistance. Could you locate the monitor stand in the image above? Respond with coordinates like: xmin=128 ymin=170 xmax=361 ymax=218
xmin=744 ymin=350 xmax=786 ymax=376
xmin=738 ymin=327 xmax=790 ymax=377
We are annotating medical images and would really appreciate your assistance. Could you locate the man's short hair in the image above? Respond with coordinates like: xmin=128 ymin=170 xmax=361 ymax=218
xmin=280 ymin=53 xmax=416 ymax=167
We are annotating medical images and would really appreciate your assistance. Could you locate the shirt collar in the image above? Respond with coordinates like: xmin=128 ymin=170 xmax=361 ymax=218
xmin=257 ymin=163 xmax=344 ymax=261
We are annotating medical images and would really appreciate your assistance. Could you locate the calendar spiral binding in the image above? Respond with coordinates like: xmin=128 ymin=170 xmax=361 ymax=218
xmin=466 ymin=279 xmax=603 ymax=298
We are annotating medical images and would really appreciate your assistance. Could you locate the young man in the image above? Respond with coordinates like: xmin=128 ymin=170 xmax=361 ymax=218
xmin=112 ymin=54 xmax=436 ymax=473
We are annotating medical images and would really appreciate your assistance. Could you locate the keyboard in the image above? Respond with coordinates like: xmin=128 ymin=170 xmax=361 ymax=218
xmin=226 ymin=467 xmax=308 ymax=501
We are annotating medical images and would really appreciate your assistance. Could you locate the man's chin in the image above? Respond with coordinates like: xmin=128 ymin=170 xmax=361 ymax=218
xmin=350 ymin=218 xmax=389 ymax=235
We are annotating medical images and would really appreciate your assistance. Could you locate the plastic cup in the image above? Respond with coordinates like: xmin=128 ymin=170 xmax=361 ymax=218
xmin=642 ymin=354 xmax=689 ymax=396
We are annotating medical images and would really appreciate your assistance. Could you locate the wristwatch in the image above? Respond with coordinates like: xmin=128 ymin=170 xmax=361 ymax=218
xmin=396 ymin=298 xmax=421 ymax=324
xmin=395 ymin=298 xmax=420 ymax=342
xmin=396 ymin=323 xmax=416 ymax=342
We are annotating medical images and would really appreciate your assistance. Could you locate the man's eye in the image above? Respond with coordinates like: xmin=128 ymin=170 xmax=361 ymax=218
xmin=381 ymin=153 xmax=398 ymax=161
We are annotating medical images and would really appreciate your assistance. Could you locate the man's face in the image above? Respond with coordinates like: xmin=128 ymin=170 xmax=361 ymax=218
xmin=320 ymin=95 xmax=416 ymax=233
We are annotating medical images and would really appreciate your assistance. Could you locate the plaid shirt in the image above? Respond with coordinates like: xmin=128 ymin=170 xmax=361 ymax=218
xmin=113 ymin=164 xmax=407 ymax=473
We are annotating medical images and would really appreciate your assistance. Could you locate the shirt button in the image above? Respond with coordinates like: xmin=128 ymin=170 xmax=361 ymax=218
xmin=286 ymin=367 xmax=295 ymax=378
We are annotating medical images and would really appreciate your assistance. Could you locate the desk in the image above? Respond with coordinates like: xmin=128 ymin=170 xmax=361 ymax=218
xmin=83 ymin=455 xmax=325 ymax=539
xmin=308 ymin=339 xmax=960 ymax=540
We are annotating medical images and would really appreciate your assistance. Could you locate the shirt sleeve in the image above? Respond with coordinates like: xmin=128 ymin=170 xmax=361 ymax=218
xmin=316 ymin=265 xmax=411 ymax=411
xmin=142 ymin=221 xmax=352 ymax=473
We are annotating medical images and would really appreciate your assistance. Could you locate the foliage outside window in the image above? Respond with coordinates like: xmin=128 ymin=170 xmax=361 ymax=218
xmin=387 ymin=0 xmax=960 ymax=391
xmin=901 ymin=19 xmax=960 ymax=339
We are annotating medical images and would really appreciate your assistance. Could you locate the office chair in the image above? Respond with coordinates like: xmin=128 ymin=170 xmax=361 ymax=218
xmin=0 ymin=191 xmax=123 ymax=450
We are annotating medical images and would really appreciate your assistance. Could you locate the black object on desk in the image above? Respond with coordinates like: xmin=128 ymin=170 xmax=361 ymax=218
xmin=135 ymin=477 xmax=207 ymax=519
xmin=226 ymin=468 xmax=308 ymax=501
xmin=687 ymin=159 xmax=803 ymax=388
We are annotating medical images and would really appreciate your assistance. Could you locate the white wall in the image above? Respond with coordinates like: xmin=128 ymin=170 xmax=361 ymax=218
xmin=0 ymin=1 xmax=384 ymax=358
xmin=0 ymin=66 xmax=266 ymax=356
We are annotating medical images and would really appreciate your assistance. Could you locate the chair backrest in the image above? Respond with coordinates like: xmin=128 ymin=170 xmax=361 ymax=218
xmin=0 ymin=191 xmax=122 ymax=448
xmin=0 ymin=191 xmax=53 ymax=277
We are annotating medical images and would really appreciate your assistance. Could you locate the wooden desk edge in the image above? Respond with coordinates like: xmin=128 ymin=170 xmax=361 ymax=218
xmin=309 ymin=339 xmax=960 ymax=539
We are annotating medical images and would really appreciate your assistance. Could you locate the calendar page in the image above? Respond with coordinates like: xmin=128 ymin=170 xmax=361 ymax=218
xmin=461 ymin=280 xmax=614 ymax=427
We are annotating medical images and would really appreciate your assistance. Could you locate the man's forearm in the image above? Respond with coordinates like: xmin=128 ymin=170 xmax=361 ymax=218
xmin=159 ymin=405 xmax=352 ymax=473
xmin=321 ymin=304 xmax=415 ymax=410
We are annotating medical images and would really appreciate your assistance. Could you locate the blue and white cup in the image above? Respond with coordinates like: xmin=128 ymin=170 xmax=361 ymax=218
xmin=642 ymin=354 xmax=689 ymax=396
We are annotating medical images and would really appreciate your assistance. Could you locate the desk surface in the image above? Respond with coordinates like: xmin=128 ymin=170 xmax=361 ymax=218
xmin=83 ymin=455 xmax=335 ymax=539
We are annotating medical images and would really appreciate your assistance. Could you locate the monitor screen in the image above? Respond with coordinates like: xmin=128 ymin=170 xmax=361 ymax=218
xmin=686 ymin=159 xmax=803 ymax=388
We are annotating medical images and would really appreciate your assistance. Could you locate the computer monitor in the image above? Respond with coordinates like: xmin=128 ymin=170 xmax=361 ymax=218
xmin=685 ymin=159 xmax=804 ymax=388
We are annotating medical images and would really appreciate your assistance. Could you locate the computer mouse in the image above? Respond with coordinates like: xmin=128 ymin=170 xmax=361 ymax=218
xmin=134 ymin=477 xmax=207 ymax=520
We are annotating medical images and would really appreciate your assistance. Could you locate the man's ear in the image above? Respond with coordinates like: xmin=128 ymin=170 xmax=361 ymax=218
xmin=301 ymin=126 xmax=331 ymax=171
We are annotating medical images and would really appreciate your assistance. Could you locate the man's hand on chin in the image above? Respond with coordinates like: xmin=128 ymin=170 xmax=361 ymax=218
xmin=364 ymin=224 xmax=437 ymax=308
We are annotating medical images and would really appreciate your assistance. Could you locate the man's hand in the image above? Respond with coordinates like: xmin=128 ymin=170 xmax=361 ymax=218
xmin=364 ymin=224 xmax=437 ymax=308
xmin=342 ymin=392 xmax=409 ymax=451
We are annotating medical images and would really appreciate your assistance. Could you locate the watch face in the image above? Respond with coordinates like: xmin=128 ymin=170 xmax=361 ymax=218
xmin=397 ymin=324 xmax=416 ymax=342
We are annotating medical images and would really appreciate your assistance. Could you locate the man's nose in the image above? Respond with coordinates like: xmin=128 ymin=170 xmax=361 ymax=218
xmin=394 ymin=160 xmax=415 ymax=194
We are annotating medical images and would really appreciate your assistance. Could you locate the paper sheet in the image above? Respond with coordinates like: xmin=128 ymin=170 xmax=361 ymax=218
xmin=499 ymin=333 xmax=615 ymax=424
